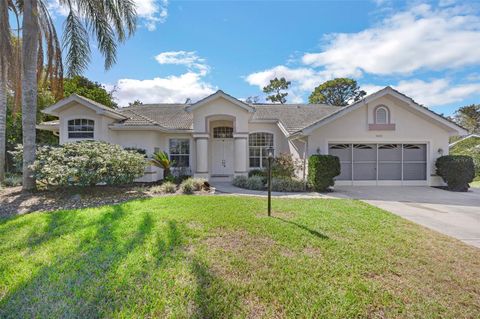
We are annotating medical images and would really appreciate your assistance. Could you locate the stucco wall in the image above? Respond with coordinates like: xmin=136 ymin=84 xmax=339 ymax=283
xmin=307 ymin=97 xmax=451 ymax=186
xmin=192 ymin=98 xmax=250 ymax=133
xmin=57 ymin=103 xmax=116 ymax=144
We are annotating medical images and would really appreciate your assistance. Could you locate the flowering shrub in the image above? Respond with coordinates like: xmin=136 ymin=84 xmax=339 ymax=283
xmin=271 ymin=153 xmax=301 ymax=178
xmin=29 ymin=141 xmax=146 ymax=187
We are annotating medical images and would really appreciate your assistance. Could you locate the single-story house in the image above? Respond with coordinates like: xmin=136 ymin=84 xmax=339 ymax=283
xmin=38 ymin=86 xmax=467 ymax=186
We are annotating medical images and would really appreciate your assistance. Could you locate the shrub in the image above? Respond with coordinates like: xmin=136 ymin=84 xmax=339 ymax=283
xmin=271 ymin=153 xmax=300 ymax=178
xmin=191 ymin=178 xmax=207 ymax=191
xmin=232 ymin=175 xmax=248 ymax=188
xmin=1 ymin=173 xmax=22 ymax=187
xmin=248 ymin=169 xmax=265 ymax=178
xmin=124 ymin=147 xmax=147 ymax=157
xmin=151 ymin=151 xmax=173 ymax=180
xmin=450 ymin=136 xmax=480 ymax=179
xmin=160 ymin=181 xmax=177 ymax=193
xmin=180 ymin=178 xmax=195 ymax=194
xmin=271 ymin=177 xmax=305 ymax=192
xmin=307 ymin=155 xmax=341 ymax=192
xmin=246 ymin=175 xmax=265 ymax=190
xmin=27 ymin=141 xmax=146 ymax=187
xmin=436 ymin=155 xmax=475 ymax=191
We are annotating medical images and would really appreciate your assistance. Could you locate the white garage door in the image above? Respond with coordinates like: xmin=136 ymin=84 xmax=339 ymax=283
xmin=328 ymin=143 xmax=427 ymax=184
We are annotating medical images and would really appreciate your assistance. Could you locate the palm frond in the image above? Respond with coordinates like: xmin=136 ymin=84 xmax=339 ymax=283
xmin=63 ymin=9 xmax=90 ymax=77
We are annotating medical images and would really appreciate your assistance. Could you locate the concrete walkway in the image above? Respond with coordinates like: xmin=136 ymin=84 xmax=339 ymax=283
xmin=213 ymin=182 xmax=337 ymax=198
xmin=213 ymin=182 xmax=480 ymax=248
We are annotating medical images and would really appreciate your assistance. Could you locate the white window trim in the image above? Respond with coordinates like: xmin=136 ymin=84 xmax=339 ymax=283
xmin=168 ymin=138 xmax=191 ymax=168
xmin=67 ymin=118 xmax=95 ymax=140
xmin=375 ymin=106 xmax=389 ymax=124
xmin=248 ymin=132 xmax=274 ymax=169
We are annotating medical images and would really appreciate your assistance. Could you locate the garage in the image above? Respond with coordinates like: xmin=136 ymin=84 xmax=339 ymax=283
xmin=328 ymin=143 xmax=427 ymax=184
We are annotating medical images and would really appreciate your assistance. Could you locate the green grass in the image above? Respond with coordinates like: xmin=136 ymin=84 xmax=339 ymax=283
xmin=0 ymin=196 xmax=479 ymax=318
xmin=470 ymin=180 xmax=480 ymax=188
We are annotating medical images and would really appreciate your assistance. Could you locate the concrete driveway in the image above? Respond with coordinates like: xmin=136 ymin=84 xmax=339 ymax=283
xmin=331 ymin=186 xmax=480 ymax=248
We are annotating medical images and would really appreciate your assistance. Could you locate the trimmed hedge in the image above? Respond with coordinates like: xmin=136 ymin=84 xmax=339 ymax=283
xmin=307 ymin=155 xmax=340 ymax=192
xmin=436 ymin=155 xmax=475 ymax=191
xmin=271 ymin=177 xmax=305 ymax=192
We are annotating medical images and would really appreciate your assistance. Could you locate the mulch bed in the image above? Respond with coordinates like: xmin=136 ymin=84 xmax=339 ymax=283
xmin=0 ymin=184 xmax=213 ymax=217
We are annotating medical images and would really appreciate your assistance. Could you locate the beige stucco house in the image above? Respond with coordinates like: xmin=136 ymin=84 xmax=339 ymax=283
xmin=38 ymin=86 xmax=467 ymax=186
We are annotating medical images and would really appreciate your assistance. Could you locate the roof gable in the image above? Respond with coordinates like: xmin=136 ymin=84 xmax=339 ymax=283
xmin=186 ymin=90 xmax=254 ymax=113
xmin=300 ymin=87 xmax=468 ymax=136
xmin=42 ymin=94 xmax=127 ymax=120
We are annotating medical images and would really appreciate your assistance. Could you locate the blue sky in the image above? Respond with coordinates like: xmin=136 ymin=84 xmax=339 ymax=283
xmin=48 ymin=0 xmax=480 ymax=115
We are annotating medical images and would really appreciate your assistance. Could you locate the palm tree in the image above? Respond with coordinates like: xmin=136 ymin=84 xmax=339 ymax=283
xmin=151 ymin=151 xmax=174 ymax=180
xmin=0 ymin=0 xmax=63 ymax=184
xmin=0 ymin=0 xmax=13 ymax=183
xmin=20 ymin=0 xmax=136 ymax=190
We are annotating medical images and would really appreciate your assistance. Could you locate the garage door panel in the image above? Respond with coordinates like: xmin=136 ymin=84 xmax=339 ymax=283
xmin=328 ymin=143 xmax=426 ymax=183
xmin=403 ymin=163 xmax=427 ymax=180
xmin=329 ymin=144 xmax=352 ymax=181
xmin=378 ymin=163 xmax=402 ymax=180
xmin=337 ymin=163 xmax=352 ymax=180
xmin=403 ymin=144 xmax=426 ymax=161
xmin=353 ymin=163 xmax=376 ymax=180
xmin=353 ymin=144 xmax=376 ymax=161
xmin=378 ymin=144 xmax=401 ymax=161
xmin=329 ymin=144 xmax=351 ymax=160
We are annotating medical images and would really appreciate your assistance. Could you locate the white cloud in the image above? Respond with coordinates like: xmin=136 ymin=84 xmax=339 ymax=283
xmin=109 ymin=72 xmax=216 ymax=106
xmin=301 ymin=4 xmax=480 ymax=77
xmin=362 ymin=79 xmax=480 ymax=107
xmin=109 ymin=50 xmax=215 ymax=105
xmin=155 ymin=51 xmax=209 ymax=75
xmin=135 ymin=0 xmax=168 ymax=31
xmin=394 ymin=79 xmax=480 ymax=106
xmin=245 ymin=65 xmax=331 ymax=103
xmin=245 ymin=65 xmax=326 ymax=91
xmin=47 ymin=0 xmax=168 ymax=31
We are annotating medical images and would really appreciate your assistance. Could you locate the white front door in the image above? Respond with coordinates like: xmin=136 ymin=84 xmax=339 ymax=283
xmin=212 ymin=138 xmax=234 ymax=175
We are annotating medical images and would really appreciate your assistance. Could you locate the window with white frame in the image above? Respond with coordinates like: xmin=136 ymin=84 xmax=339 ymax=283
xmin=375 ymin=106 xmax=389 ymax=124
xmin=249 ymin=132 xmax=274 ymax=168
xmin=169 ymin=139 xmax=190 ymax=167
xmin=67 ymin=119 xmax=94 ymax=139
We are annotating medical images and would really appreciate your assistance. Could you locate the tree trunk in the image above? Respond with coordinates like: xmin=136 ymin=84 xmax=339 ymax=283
xmin=0 ymin=64 xmax=6 ymax=183
xmin=21 ymin=0 xmax=39 ymax=191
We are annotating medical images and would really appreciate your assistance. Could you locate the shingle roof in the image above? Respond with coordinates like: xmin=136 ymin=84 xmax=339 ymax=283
xmin=113 ymin=103 xmax=340 ymax=134
xmin=251 ymin=104 xmax=341 ymax=133
xmin=116 ymin=104 xmax=194 ymax=130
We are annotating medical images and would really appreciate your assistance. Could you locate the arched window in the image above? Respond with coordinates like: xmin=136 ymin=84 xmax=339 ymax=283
xmin=68 ymin=119 xmax=94 ymax=139
xmin=375 ymin=106 xmax=389 ymax=124
xmin=249 ymin=132 xmax=274 ymax=168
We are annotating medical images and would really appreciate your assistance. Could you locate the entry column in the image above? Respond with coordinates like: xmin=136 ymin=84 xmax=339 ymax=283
xmin=194 ymin=134 xmax=209 ymax=179
xmin=233 ymin=133 xmax=248 ymax=176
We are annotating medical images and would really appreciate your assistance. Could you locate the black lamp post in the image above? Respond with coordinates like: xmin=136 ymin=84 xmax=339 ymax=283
xmin=267 ymin=147 xmax=274 ymax=217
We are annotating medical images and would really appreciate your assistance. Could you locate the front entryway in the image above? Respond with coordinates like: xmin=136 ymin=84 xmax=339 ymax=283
xmin=212 ymin=127 xmax=234 ymax=176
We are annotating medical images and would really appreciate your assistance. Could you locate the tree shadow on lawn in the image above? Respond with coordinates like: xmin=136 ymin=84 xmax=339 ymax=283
xmin=190 ymin=257 xmax=240 ymax=319
xmin=0 ymin=205 xmax=153 ymax=318
xmin=0 ymin=204 xmax=242 ymax=318
xmin=273 ymin=217 xmax=329 ymax=240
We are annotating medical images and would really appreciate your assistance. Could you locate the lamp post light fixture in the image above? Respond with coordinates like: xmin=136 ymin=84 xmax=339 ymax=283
xmin=267 ymin=147 xmax=274 ymax=217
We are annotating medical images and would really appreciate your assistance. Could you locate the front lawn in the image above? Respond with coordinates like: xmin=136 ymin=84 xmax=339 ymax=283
xmin=0 ymin=196 xmax=479 ymax=318
xmin=470 ymin=180 xmax=480 ymax=188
